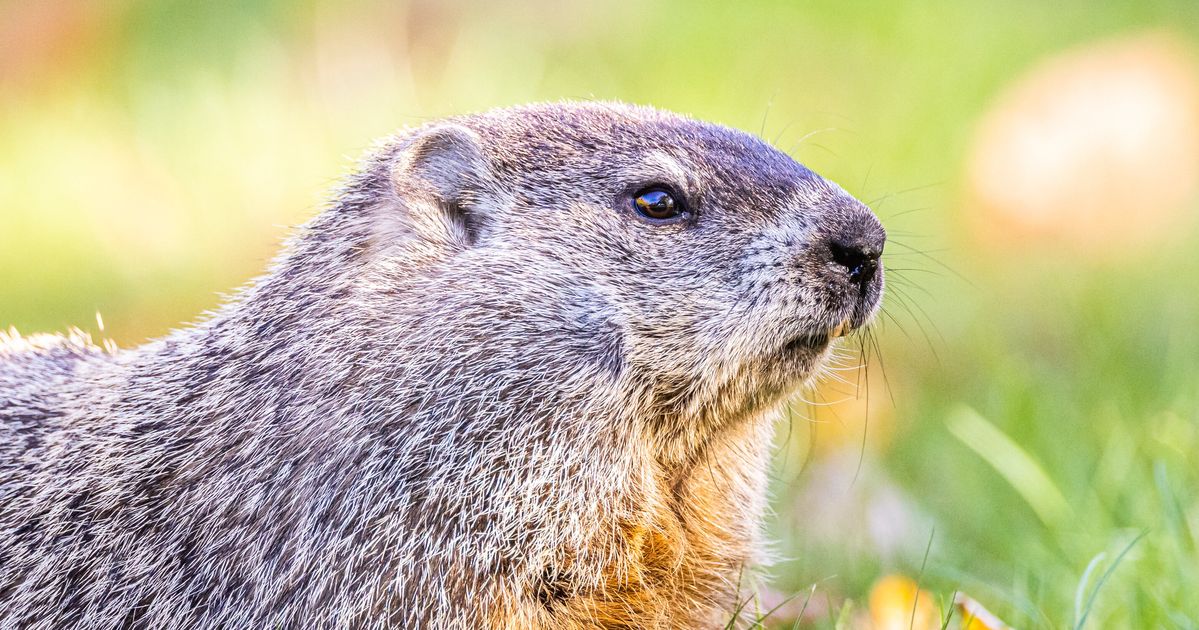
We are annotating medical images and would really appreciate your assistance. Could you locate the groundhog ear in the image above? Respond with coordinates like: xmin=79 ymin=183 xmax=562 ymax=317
xmin=390 ymin=124 xmax=493 ymax=247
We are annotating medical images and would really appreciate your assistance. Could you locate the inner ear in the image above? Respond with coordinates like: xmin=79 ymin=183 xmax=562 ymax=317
xmin=390 ymin=124 xmax=493 ymax=249
xmin=443 ymin=199 xmax=480 ymax=247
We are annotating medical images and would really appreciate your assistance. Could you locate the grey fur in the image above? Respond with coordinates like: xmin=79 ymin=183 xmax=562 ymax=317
xmin=0 ymin=102 xmax=885 ymax=628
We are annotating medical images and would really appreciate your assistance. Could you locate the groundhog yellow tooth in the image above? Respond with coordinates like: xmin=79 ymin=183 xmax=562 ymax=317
xmin=830 ymin=319 xmax=852 ymax=338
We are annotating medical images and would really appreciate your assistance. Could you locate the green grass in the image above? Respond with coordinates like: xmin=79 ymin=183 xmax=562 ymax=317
xmin=767 ymin=251 xmax=1199 ymax=626
xmin=1 ymin=1 xmax=1197 ymax=626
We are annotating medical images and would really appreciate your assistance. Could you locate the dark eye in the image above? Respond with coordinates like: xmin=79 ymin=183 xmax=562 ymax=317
xmin=633 ymin=188 xmax=684 ymax=221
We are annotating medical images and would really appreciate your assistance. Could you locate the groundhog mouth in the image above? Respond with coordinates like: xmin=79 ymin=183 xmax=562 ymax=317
xmin=780 ymin=317 xmax=854 ymax=355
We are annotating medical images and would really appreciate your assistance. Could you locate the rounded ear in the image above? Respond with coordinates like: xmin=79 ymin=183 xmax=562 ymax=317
xmin=388 ymin=124 xmax=495 ymax=249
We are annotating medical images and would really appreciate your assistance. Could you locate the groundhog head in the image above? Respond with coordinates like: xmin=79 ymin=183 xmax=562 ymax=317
xmin=375 ymin=102 xmax=884 ymax=457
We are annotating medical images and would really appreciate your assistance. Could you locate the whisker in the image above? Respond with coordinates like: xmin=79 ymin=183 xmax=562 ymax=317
xmin=852 ymin=333 xmax=871 ymax=485
xmin=883 ymin=266 xmax=945 ymax=276
xmin=777 ymin=403 xmax=797 ymax=472
xmin=877 ymin=306 xmax=913 ymax=341
xmin=868 ymin=181 xmax=945 ymax=207
xmin=883 ymin=249 xmax=951 ymax=257
xmin=871 ymin=333 xmax=897 ymax=410
xmin=878 ymin=205 xmax=934 ymax=221
xmin=858 ymin=163 xmax=875 ymax=196
xmin=785 ymin=127 xmax=840 ymax=156
xmin=886 ymin=240 xmax=973 ymax=287
xmin=887 ymin=288 xmax=943 ymax=363
xmin=758 ymin=92 xmax=779 ymax=139
xmin=885 ymin=274 xmax=936 ymax=300
xmin=771 ymin=121 xmax=798 ymax=148
xmin=822 ymin=363 xmax=869 ymax=372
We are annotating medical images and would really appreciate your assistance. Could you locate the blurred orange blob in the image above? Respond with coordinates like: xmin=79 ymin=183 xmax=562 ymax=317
xmin=799 ymin=355 xmax=896 ymax=455
xmin=0 ymin=1 xmax=124 ymax=88
xmin=966 ymin=32 xmax=1199 ymax=255
xmin=867 ymin=575 xmax=941 ymax=630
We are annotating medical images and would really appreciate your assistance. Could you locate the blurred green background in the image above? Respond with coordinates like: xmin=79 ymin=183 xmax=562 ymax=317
xmin=2 ymin=1 xmax=1197 ymax=627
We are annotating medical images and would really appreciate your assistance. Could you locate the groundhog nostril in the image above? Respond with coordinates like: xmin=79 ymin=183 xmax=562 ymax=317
xmin=828 ymin=239 xmax=881 ymax=289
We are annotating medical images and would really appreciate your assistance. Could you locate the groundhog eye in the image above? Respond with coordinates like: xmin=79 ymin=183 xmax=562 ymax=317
xmin=633 ymin=188 xmax=682 ymax=221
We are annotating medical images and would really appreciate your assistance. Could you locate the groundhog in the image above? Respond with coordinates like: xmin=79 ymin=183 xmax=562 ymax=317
xmin=0 ymin=101 xmax=885 ymax=628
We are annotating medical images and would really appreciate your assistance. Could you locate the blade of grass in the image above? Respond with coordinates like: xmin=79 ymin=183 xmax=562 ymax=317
xmin=947 ymin=406 xmax=1072 ymax=528
xmin=913 ymin=527 xmax=936 ymax=630
xmin=1074 ymin=531 xmax=1147 ymax=630
xmin=791 ymin=581 xmax=821 ymax=630
xmin=1154 ymin=461 xmax=1196 ymax=554
xmin=1073 ymin=552 xmax=1106 ymax=626
xmin=939 ymin=590 xmax=957 ymax=630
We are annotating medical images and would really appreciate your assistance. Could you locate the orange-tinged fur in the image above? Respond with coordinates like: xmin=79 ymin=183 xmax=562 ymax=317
xmin=493 ymin=416 xmax=775 ymax=628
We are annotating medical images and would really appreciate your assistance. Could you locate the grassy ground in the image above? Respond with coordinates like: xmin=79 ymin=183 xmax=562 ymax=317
xmin=1 ymin=1 xmax=1196 ymax=626
xmin=764 ymin=251 xmax=1199 ymax=627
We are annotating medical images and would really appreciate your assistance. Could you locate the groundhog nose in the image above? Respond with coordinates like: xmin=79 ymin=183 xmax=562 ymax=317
xmin=828 ymin=236 xmax=882 ymax=291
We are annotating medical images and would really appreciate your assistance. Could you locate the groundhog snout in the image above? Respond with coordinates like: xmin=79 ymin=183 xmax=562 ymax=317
xmin=826 ymin=224 xmax=885 ymax=294
xmin=811 ymin=203 xmax=887 ymax=324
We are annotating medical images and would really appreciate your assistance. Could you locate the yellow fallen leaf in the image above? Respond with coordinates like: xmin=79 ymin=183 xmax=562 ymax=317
xmin=955 ymin=593 xmax=1011 ymax=630
xmin=868 ymin=574 xmax=941 ymax=630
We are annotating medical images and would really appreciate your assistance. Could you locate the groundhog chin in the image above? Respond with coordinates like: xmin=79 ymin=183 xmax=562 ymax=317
xmin=769 ymin=308 xmax=875 ymax=390
xmin=747 ymin=332 xmax=831 ymax=400
xmin=777 ymin=313 xmax=860 ymax=356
